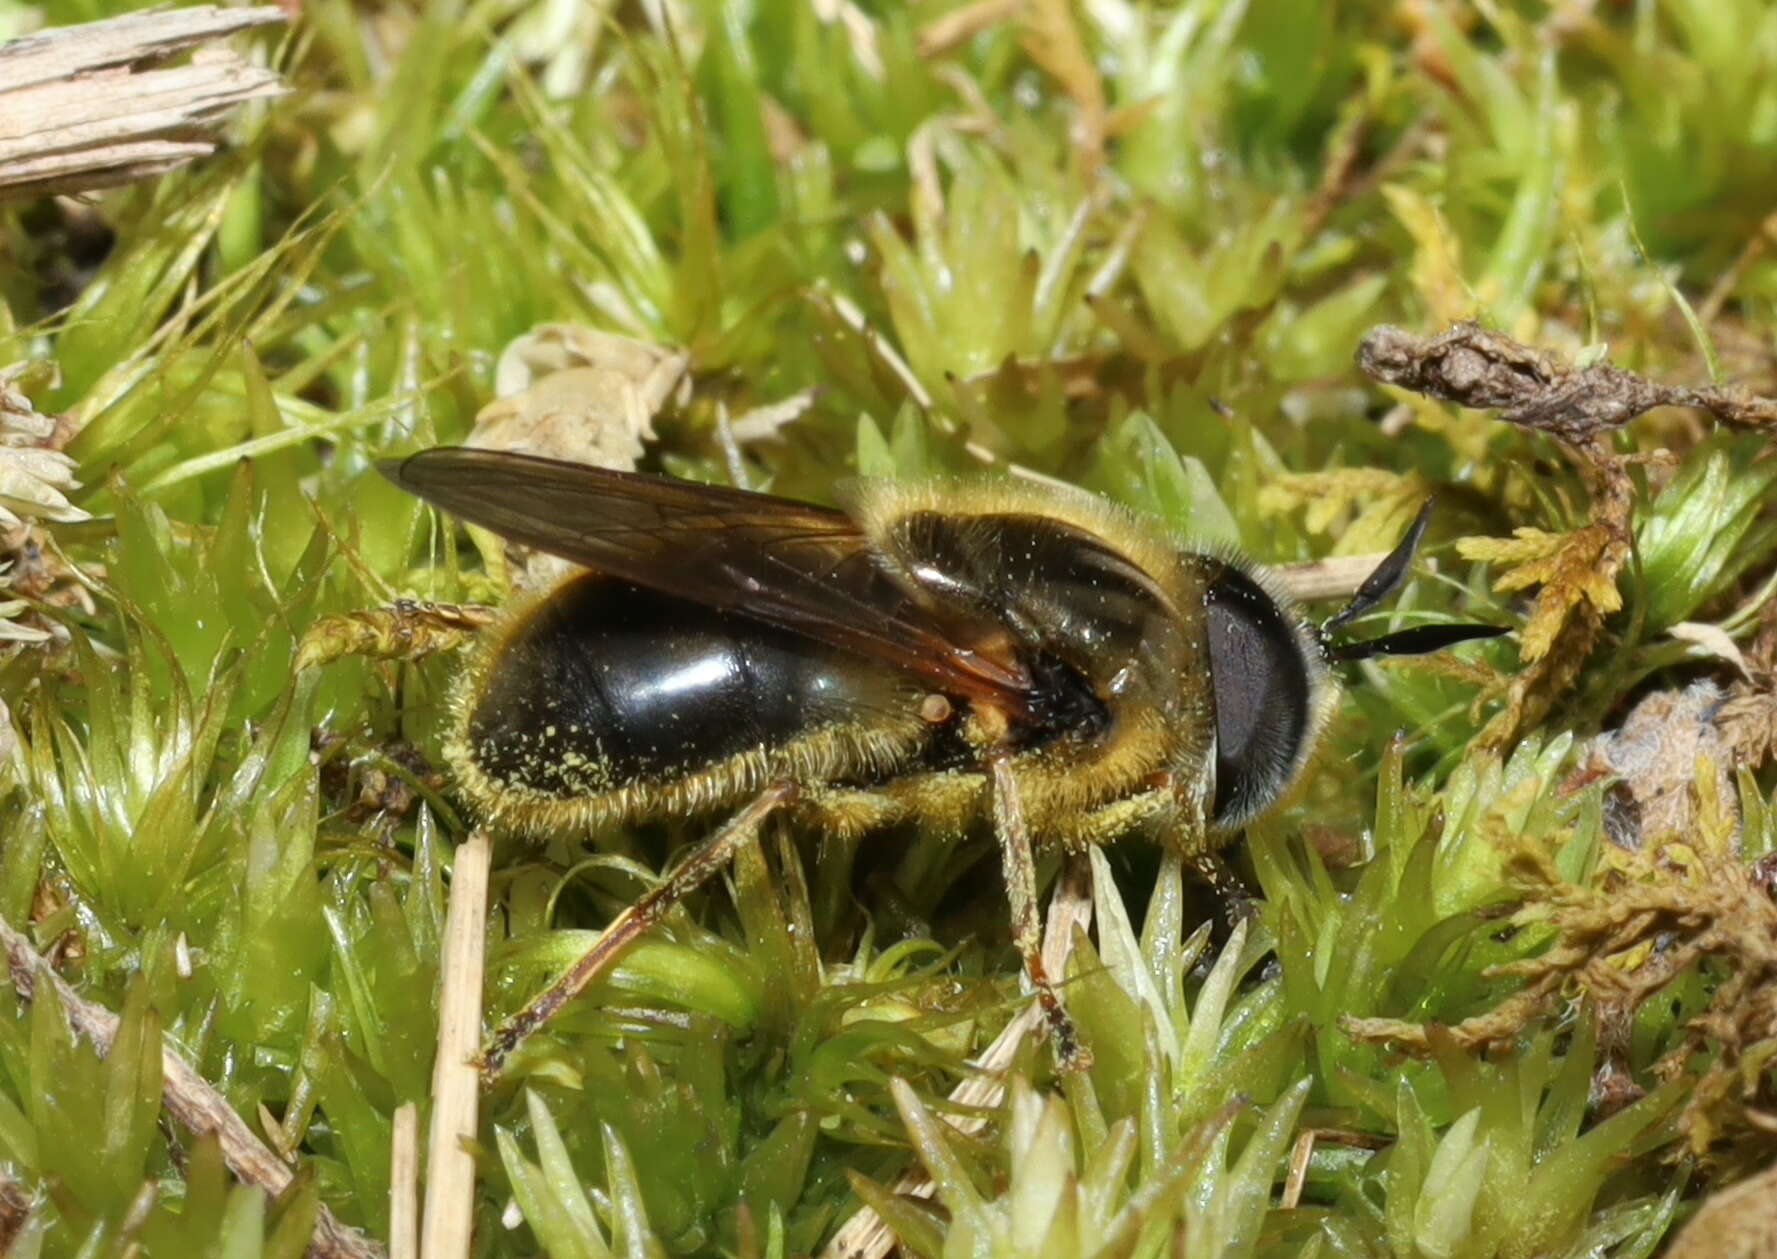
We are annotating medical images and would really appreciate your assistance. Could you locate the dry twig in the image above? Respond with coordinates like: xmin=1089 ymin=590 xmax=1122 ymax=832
xmin=421 ymin=831 xmax=492 ymax=1259
xmin=1358 ymin=323 xmax=1777 ymax=441
xmin=0 ymin=6 xmax=286 ymax=201
xmin=389 ymin=1103 xmax=420 ymax=1259
xmin=0 ymin=911 xmax=385 ymax=1259
xmin=1356 ymin=322 xmax=1697 ymax=750
xmin=1271 ymin=553 xmax=1391 ymax=605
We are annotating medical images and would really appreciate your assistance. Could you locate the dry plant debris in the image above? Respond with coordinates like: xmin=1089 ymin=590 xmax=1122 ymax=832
xmin=1354 ymin=321 xmax=1770 ymax=752
xmin=476 ymin=324 xmax=690 ymax=471
xmin=1663 ymin=1156 xmax=1777 ymax=1259
xmin=0 ymin=911 xmax=386 ymax=1259
xmin=1575 ymin=681 xmax=1740 ymax=851
xmin=0 ymin=363 xmax=83 ymax=529
xmin=1358 ymin=322 xmax=1777 ymax=441
xmin=1347 ymin=830 xmax=1777 ymax=1160
xmin=0 ymin=6 xmax=286 ymax=200
xmin=468 ymin=324 xmax=688 ymax=587
xmin=419 ymin=833 xmax=490 ymax=1259
xmin=0 ymin=362 xmax=89 ymax=642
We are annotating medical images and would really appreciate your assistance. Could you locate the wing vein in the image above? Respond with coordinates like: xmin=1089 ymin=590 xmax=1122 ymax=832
xmin=383 ymin=448 xmax=1039 ymax=713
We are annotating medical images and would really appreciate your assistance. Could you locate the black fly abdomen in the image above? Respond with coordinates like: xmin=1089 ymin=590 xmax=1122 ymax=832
xmin=456 ymin=573 xmax=924 ymax=825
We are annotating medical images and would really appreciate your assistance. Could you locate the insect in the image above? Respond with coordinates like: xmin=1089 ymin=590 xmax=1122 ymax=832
xmin=383 ymin=447 xmax=1505 ymax=1077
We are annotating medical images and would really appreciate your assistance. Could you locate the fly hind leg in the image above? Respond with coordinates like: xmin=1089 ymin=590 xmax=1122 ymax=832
xmin=990 ymin=756 xmax=1092 ymax=1073
xmin=479 ymin=782 xmax=798 ymax=1082
xmin=1186 ymin=847 xmax=1259 ymax=925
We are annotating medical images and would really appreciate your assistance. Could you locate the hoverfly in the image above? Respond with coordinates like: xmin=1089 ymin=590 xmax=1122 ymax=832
xmin=383 ymin=447 xmax=1504 ymax=1075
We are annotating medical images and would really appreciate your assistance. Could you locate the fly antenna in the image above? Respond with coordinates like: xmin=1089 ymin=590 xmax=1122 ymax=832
xmin=1322 ymin=498 xmax=1436 ymax=635
xmin=1320 ymin=497 xmax=1509 ymax=660
xmin=1329 ymin=622 xmax=1509 ymax=663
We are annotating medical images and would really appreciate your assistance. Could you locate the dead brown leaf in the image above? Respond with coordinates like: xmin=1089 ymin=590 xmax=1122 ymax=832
xmin=469 ymin=324 xmax=689 ymax=586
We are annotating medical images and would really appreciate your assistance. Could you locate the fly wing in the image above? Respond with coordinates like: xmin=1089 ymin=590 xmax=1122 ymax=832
xmin=382 ymin=447 xmax=1040 ymax=712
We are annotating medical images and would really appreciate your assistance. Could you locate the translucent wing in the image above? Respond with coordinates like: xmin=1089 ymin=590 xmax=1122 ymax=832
xmin=382 ymin=447 xmax=1041 ymax=712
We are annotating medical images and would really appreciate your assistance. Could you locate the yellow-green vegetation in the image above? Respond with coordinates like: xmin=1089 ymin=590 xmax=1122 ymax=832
xmin=4 ymin=1 xmax=1777 ymax=1256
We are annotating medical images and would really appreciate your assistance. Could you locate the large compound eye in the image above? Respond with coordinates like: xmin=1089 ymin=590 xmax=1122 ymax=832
xmin=1205 ymin=565 xmax=1319 ymax=828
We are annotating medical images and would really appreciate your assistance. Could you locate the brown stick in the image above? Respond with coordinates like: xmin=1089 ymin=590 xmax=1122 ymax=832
xmin=0 ymin=912 xmax=385 ymax=1259
xmin=1357 ymin=322 xmax=1777 ymax=439
xmin=422 ymin=831 xmax=490 ymax=1259
xmin=0 ymin=6 xmax=286 ymax=200
xmin=478 ymin=783 xmax=797 ymax=1082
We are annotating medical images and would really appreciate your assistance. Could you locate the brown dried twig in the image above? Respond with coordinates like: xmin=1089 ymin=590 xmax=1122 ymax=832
xmin=0 ymin=912 xmax=386 ymax=1259
xmin=1358 ymin=322 xmax=1777 ymax=442
xmin=420 ymin=832 xmax=490 ymax=1259
xmin=0 ymin=6 xmax=286 ymax=201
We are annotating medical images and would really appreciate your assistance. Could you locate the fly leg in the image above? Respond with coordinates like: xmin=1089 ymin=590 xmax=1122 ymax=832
xmin=1166 ymin=771 xmax=1258 ymax=930
xmin=479 ymin=782 xmax=798 ymax=1082
xmin=989 ymin=755 xmax=1093 ymax=1073
xmin=1186 ymin=847 xmax=1259 ymax=927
